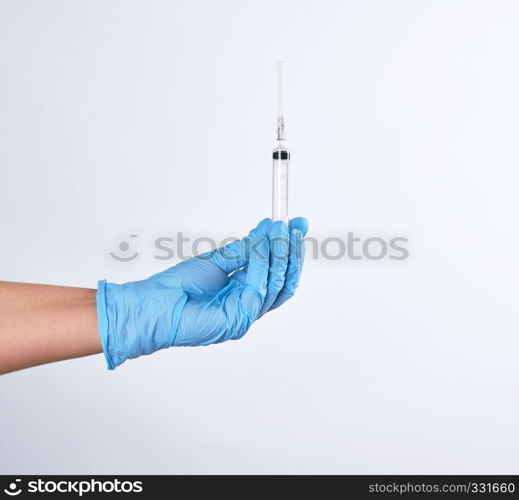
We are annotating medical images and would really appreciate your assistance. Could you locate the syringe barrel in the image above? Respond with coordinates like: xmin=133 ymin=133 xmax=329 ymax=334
xmin=272 ymin=148 xmax=289 ymax=224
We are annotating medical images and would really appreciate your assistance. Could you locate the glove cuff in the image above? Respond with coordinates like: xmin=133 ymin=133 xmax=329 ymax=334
xmin=96 ymin=279 xmax=188 ymax=370
xmin=96 ymin=280 xmax=115 ymax=369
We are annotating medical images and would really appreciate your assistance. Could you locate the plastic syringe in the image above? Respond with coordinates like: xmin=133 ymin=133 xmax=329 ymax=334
xmin=272 ymin=61 xmax=290 ymax=224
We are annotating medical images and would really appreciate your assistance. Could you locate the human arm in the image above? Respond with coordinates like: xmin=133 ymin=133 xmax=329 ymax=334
xmin=0 ymin=217 xmax=308 ymax=374
xmin=0 ymin=282 xmax=101 ymax=374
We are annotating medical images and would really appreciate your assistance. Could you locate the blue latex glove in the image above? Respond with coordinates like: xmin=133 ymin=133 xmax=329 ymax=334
xmin=97 ymin=217 xmax=308 ymax=369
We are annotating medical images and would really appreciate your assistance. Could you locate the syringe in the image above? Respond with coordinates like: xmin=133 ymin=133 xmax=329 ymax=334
xmin=272 ymin=61 xmax=289 ymax=225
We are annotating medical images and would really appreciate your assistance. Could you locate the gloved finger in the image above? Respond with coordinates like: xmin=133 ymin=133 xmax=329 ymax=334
xmin=269 ymin=219 xmax=308 ymax=311
xmin=257 ymin=221 xmax=289 ymax=317
xmin=251 ymin=218 xmax=273 ymax=236
xmin=268 ymin=229 xmax=304 ymax=311
xmin=289 ymin=216 xmax=309 ymax=238
xmin=240 ymin=234 xmax=269 ymax=319
xmin=201 ymin=218 xmax=272 ymax=273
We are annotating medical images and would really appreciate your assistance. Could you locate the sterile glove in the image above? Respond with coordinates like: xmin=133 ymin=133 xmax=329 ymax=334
xmin=96 ymin=217 xmax=308 ymax=369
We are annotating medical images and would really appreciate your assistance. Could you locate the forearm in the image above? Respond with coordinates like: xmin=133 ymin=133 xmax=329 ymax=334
xmin=0 ymin=282 xmax=102 ymax=374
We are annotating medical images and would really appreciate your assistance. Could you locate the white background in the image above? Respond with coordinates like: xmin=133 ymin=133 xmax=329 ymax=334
xmin=1 ymin=0 xmax=519 ymax=474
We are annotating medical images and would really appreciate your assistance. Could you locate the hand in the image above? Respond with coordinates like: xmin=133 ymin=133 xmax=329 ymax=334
xmin=97 ymin=217 xmax=308 ymax=369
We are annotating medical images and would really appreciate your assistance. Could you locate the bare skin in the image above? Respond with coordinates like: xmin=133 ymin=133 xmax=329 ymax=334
xmin=0 ymin=282 xmax=102 ymax=375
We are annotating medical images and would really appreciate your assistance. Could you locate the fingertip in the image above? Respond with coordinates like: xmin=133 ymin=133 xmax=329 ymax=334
xmin=289 ymin=217 xmax=309 ymax=237
xmin=259 ymin=217 xmax=272 ymax=227
xmin=251 ymin=218 xmax=272 ymax=237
